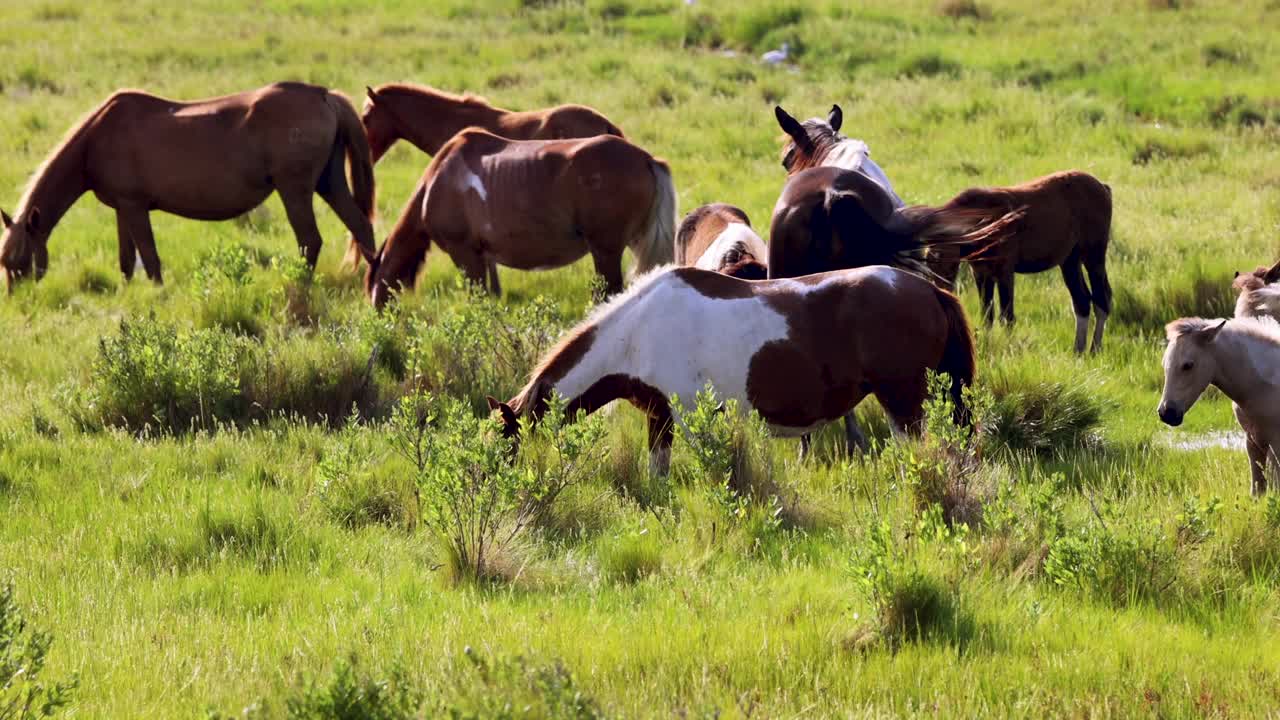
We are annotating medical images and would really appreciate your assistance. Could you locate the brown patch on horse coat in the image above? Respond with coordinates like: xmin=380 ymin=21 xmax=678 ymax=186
xmin=676 ymin=203 xmax=751 ymax=265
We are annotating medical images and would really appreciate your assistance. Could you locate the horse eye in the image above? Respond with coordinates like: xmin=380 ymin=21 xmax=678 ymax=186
xmin=1181 ymin=361 xmax=1194 ymax=372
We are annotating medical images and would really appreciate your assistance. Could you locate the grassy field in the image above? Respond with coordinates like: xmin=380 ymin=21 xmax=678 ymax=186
xmin=2 ymin=0 xmax=1280 ymax=717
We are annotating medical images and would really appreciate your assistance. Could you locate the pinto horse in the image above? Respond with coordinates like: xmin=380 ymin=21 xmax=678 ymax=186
xmin=487 ymin=265 xmax=975 ymax=475
xmin=677 ymin=203 xmax=768 ymax=280
xmin=361 ymin=83 xmax=622 ymax=163
xmin=0 ymin=82 xmax=376 ymax=288
xmin=368 ymin=129 xmax=675 ymax=306
xmin=929 ymin=171 xmax=1114 ymax=354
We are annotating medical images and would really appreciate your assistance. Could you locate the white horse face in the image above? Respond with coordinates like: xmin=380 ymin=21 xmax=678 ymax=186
xmin=1158 ymin=329 xmax=1220 ymax=426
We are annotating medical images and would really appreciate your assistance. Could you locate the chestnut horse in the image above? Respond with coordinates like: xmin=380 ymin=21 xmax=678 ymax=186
xmin=677 ymin=203 xmax=768 ymax=280
xmin=0 ymin=82 xmax=376 ymax=288
xmin=361 ymin=83 xmax=622 ymax=163
xmin=930 ymin=171 xmax=1114 ymax=354
xmin=488 ymin=265 xmax=975 ymax=475
xmin=368 ymin=129 xmax=675 ymax=306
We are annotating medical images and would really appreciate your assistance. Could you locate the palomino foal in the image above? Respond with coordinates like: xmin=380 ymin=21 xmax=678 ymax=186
xmin=489 ymin=265 xmax=975 ymax=474
xmin=677 ymin=203 xmax=768 ymax=279
xmin=1159 ymin=317 xmax=1280 ymax=495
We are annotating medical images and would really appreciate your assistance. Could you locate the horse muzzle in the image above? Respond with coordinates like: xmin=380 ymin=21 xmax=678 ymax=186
xmin=1157 ymin=404 xmax=1183 ymax=427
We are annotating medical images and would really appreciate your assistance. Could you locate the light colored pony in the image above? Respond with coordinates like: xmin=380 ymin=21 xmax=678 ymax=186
xmin=676 ymin=203 xmax=768 ymax=279
xmin=775 ymin=104 xmax=905 ymax=207
xmin=1158 ymin=316 xmax=1280 ymax=495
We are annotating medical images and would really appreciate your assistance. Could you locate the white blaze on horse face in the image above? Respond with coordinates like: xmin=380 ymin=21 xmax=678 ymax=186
xmin=550 ymin=270 xmax=791 ymax=417
xmin=693 ymin=223 xmax=768 ymax=272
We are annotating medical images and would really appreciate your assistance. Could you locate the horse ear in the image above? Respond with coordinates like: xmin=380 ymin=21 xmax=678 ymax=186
xmin=366 ymin=86 xmax=378 ymax=103
xmin=25 ymin=207 xmax=39 ymax=233
xmin=1201 ymin=319 xmax=1227 ymax=343
xmin=486 ymin=396 xmax=502 ymax=411
xmin=0 ymin=209 xmax=11 ymax=229
xmin=774 ymin=106 xmax=806 ymax=145
xmin=827 ymin=104 xmax=843 ymax=131
xmin=1264 ymin=258 xmax=1280 ymax=284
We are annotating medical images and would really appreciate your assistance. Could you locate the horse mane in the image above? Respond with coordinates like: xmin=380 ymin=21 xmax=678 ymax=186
xmin=14 ymin=93 xmax=119 ymax=215
xmin=370 ymin=83 xmax=498 ymax=111
xmin=1166 ymin=316 xmax=1280 ymax=345
xmin=1166 ymin=317 xmax=1218 ymax=339
xmin=781 ymin=119 xmax=845 ymax=173
xmin=720 ymin=258 xmax=768 ymax=280
xmin=510 ymin=265 xmax=679 ymax=414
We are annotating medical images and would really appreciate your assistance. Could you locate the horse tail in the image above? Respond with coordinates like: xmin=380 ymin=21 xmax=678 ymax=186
xmin=634 ymin=158 xmax=676 ymax=274
xmin=933 ymin=284 xmax=976 ymax=428
xmin=327 ymin=91 xmax=377 ymax=269
xmin=908 ymin=202 xmax=1026 ymax=268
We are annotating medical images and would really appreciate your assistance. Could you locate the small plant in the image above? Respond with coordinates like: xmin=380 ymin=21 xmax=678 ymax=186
xmin=316 ymin=412 xmax=415 ymax=530
xmin=444 ymin=648 xmax=605 ymax=720
xmin=0 ymin=584 xmax=77 ymax=719
xmin=281 ymin=654 xmax=423 ymax=720
xmin=1043 ymin=511 xmax=1177 ymax=606
xmin=390 ymin=389 xmax=604 ymax=583
xmin=1175 ymin=494 xmax=1222 ymax=545
xmin=985 ymin=377 xmax=1103 ymax=455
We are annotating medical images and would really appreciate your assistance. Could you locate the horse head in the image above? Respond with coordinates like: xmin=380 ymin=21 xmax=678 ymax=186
xmin=1158 ymin=318 xmax=1225 ymax=427
xmin=0 ymin=207 xmax=45 ymax=291
xmin=775 ymin=104 xmax=844 ymax=175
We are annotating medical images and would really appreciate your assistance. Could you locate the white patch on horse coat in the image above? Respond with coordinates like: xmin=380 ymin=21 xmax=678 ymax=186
xmin=552 ymin=269 xmax=791 ymax=420
xmin=817 ymin=135 xmax=906 ymax=208
xmin=458 ymin=167 xmax=488 ymax=201
xmin=134 ymin=250 xmax=143 ymax=274
xmin=693 ymin=223 xmax=768 ymax=272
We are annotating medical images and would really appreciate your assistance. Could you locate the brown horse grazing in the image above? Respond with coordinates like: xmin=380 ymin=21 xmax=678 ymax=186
xmin=0 ymin=82 xmax=376 ymax=289
xmin=487 ymin=265 xmax=975 ymax=475
xmin=677 ymin=203 xmax=768 ymax=280
xmin=368 ymin=129 xmax=675 ymax=306
xmin=361 ymin=83 xmax=623 ymax=163
xmin=930 ymin=171 xmax=1113 ymax=354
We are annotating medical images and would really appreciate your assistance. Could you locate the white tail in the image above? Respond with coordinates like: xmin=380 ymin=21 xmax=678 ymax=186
xmin=632 ymin=160 xmax=676 ymax=275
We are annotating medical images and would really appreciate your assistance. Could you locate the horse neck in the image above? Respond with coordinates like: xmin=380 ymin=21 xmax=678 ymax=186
xmin=378 ymin=184 xmax=429 ymax=286
xmin=823 ymin=140 xmax=905 ymax=207
xmin=19 ymin=133 xmax=90 ymax=236
xmin=1211 ymin=326 xmax=1279 ymax=401
xmin=408 ymin=91 xmax=504 ymax=153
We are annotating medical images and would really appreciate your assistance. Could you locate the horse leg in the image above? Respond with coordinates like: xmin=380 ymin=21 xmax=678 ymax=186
xmin=647 ymin=409 xmax=674 ymax=476
xmin=975 ymin=271 xmax=996 ymax=328
xmin=278 ymin=188 xmax=325 ymax=268
xmin=1246 ymin=432 xmax=1268 ymax=496
xmin=317 ymin=148 xmax=376 ymax=265
xmin=440 ymin=237 xmax=491 ymax=294
xmin=799 ymin=434 xmax=812 ymax=462
xmin=843 ymin=412 xmax=870 ymax=454
xmin=873 ymin=378 xmax=928 ymax=438
xmin=486 ymin=261 xmax=502 ymax=296
xmin=116 ymin=205 xmax=163 ymax=284
xmin=1084 ymin=255 xmax=1112 ymax=354
xmin=1061 ymin=248 xmax=1092 ymax=354
xmin=117 ymin=229 xmax=137 ymax=281
xmin=996 ymin=271 xmax=1016 ymax=326
xmin=590 ymin=247 xmax=625 ymax=298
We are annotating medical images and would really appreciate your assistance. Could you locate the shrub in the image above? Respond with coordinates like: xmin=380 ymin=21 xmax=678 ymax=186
xmin=443 ymin=648 xmax=605 ymax=720
xmin=70 ymin=317 xmax=244 ymax=435
xmin=1043 ymin=511 xmax=1177 ymax=606
xmin=194 ymin=242 xmax=266 ymax=337
xmin=598 ymin=525 xmax=663 ymax=584
xmin=316 ymin=414 xmax=416 ymax=530
xmin=0 ymin=583 xmax=76 ymax=719
xmin=240 ymin=330 xmax=384 ymax=425
xmin=390 ymin=390 xmax=605 ymax=583
xmin=985 ymin=377 xmax=1104 ymax=455
xmin=938 ymin=0 xmax=986 ymax=20
xmin=280 ymin=655 xmax=423 ymax=720
xmin=898 ymin=53 xmax=962 ymax=79
xmin=415 ymin=291 xmax=563 ymax=411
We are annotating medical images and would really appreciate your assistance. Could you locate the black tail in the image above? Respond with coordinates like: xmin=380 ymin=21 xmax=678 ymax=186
xmin=933 ymin=285 xmax=976 ymax=427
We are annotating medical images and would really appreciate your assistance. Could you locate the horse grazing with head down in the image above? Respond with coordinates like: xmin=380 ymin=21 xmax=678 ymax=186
xmin=1159 ymin=316 xmax=1280 ymax=495
xmin=677 ymin=203 xmax=768 ymax=280
xmin=929 ymin=171 xmax=1114 ymax=354
xmin=361 ymin=84 xmax=623 ymax=163
xmin=769 ymin=104 xmax=1023 ymax=281
xmin=0 ymin=82 xmax=376 ymax=289
xmin=487 ymin=265 xmax=975 ymax=475
xmin=368 ymin=129 xmax=675 ymax=306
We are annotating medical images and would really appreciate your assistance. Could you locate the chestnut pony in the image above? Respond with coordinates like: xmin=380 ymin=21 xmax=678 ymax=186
xmin=489 ymin=265 xmax=975 ymax=475
xmin=368 ymin=129 xmax=675 ymax=305
xmin=0 ymin=82 xmax=376 ymax=288
xmin=930 ymin=170 xmax=1114 ymax=354
xmin=677 ymin=203 xmax=768 ymax=280
xmin=361 ymin=83 xmax=622 ymax=163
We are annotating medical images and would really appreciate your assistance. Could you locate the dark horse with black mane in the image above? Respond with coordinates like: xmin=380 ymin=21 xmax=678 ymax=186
xmin=768 ymin=104 xmax=1020 ymax=454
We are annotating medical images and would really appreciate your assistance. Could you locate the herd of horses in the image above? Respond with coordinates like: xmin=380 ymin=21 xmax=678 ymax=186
xmin=0 ymin=81 xmax=1274 ymax=491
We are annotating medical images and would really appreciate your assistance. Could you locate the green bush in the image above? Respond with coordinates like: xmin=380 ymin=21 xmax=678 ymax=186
xmin=315 ymin=415 xmax=417 ymax=530
xmin=985 ymin=377 xmax=1104 ymax=455
xmin=0 ymin=584 xmax=76 ymax=719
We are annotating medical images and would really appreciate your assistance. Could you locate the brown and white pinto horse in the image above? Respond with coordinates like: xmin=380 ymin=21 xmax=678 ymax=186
xmin=361 ymin=83 xmax=622 ymax=163
xmin=488 ymin=265 xmax=975 ymax=474
xmin=0 ymin=82 xmax=376 ymax=288
xmin=676 ymin=203 xmax=768 ymax=280
xmin=769 ymin=104 xmax=1023 ymax=281
xmin=368 ymin=129 xmax=675 ymax=305
xmin=930 ymin=170 xmax=1113 ymax=353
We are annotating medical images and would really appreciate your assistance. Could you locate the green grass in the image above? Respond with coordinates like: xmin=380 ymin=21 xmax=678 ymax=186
xmin=2 ymin=0 xmax=1280 ymax=716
